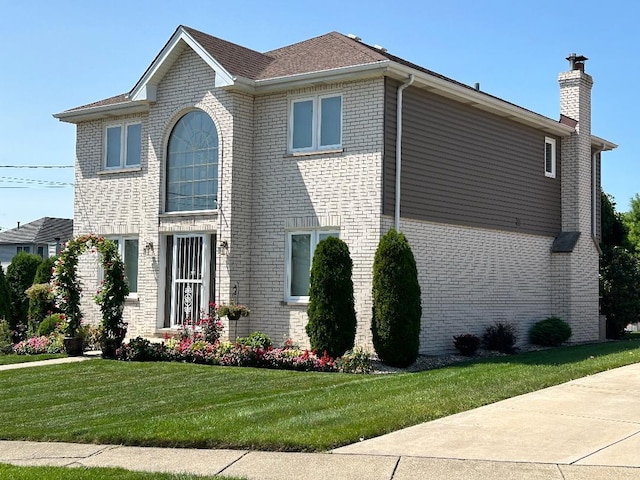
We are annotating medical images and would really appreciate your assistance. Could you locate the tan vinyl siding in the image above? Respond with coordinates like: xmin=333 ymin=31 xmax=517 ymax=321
xmin=383 ymin=78 xmax=562 ymax=237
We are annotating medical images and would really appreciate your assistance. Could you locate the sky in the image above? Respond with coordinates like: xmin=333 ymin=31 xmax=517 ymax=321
xmin=0 ymin=0 xmax=638 ymax=232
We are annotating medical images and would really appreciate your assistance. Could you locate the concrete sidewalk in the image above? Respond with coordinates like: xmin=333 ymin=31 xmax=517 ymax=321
xmin=2 ymin=357 xmax=640 ymax=478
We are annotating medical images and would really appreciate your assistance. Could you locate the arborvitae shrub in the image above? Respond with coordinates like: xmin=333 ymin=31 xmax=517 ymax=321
xmin=6 ymin=252 xmax=43 ymax=331
xmin=306 ymin=236 xmax=356 ymax=358
xmin=0 ymin=265 xmax=10 ymax=322
xmin=371 ymin=229 xmax=422 ymax=367
xmin=33 ymin=255 xmax=58 ymax=285
xmin=25 ymin=283 xmax=54 ymax=335
xmin=529 ymin=317 xmax=572 ymax=346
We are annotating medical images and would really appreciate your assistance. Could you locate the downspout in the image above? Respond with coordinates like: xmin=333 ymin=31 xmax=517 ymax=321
xmin=395 ymin=74 xmax=415 ymax=231
xmin=592 ymin=144 xmax=605 ymax=254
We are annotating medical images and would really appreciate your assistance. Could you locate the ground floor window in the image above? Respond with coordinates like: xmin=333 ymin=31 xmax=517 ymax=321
xmin=285 ymin=229 xmax=339 ymax=302
xmin=105 ymin=236 xmax=139 ymax=294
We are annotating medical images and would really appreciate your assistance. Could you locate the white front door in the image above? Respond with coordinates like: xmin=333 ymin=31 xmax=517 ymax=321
xmin=170 ymin=234 xmax=210 ymax=327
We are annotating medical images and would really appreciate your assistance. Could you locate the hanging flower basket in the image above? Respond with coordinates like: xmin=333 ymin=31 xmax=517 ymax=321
xmin=217 ymin=303 xmax=250 ymax=321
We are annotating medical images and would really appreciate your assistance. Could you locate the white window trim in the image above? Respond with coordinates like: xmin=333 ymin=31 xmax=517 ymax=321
xmin=104 ymin=122 xmax=142 ymax=170
xmin=284 ymin=228 xmax=340 ymax=303
xmin=288 ymin=94 xmax=343 ymax=153
xmin=545 ymin=136 xmax=556 ymax=178
xmin=100 ymin=235 xmax=139 ymax=298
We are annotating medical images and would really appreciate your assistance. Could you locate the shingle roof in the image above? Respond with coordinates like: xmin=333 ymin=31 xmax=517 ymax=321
xmin=0 ymin=217 xmax=73 ymax=245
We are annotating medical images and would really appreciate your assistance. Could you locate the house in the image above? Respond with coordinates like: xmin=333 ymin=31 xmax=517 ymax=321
xmin=0 ymin=217 xmax=73 ymax=269
xmin=54 ymin=26 xmax=616 ymax=353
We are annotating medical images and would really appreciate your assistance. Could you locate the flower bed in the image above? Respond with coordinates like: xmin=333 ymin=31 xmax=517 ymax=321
xmin=13 ymin=335 xmax=63 ymax=355
xmin=115 ymin=325 xmax=372 ymax=374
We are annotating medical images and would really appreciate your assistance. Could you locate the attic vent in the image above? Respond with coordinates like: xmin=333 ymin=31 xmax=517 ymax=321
xmin=373 ymin=44 xmax=387 ymax=52
xmin=346 ymin=33 xmax=362 ymax=42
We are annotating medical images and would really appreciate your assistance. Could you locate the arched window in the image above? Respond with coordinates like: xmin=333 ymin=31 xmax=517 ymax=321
xmin=166 ymin=110 xmax=219 ymax=212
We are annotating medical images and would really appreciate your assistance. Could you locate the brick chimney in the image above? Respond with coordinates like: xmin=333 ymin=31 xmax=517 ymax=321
xmin=558 ymin=54 xmax=593 ymax=233
xmin=552 ymin=54 xmax=600 ymax=342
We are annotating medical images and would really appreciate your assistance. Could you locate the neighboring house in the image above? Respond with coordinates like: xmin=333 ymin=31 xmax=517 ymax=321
xmin=0 ymin=217 xmax=73 ymax=269
xmin=54 ymin=26 xmax=616 ymax=353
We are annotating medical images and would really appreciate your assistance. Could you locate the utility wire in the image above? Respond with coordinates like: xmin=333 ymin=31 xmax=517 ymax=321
xmin=0 ymin=165 xmax=74 ymax=168
xmin=0 ymin=176 xmax=74 ymax=187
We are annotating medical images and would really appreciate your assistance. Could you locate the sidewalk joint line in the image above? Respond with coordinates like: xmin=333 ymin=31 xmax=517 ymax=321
xmin=570 ymin=429 xmax=640 ymax=465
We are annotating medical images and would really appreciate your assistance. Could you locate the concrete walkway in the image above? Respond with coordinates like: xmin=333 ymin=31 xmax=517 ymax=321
xmin=2 ymin=356 xmax=640 ymax=479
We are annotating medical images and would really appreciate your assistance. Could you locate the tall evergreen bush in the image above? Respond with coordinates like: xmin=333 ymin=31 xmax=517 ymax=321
xmin=6 ymin=252 xmax=42 ymax=332
xmin=371 ymin=229 xmax=422 ymax=367
xmin=306 ymin=236 xmax=356 ymax=358
xmin=0 ymin=265 xmax=10 ymax=322
xmin=34 ymin=255 xmax=58 ymax=285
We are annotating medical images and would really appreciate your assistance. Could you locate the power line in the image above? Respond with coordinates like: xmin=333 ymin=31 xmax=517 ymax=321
xmin=0 ymin=165 xmax=74 ymax=168
xmin=0 ymin=176 xmax=74 ymax=187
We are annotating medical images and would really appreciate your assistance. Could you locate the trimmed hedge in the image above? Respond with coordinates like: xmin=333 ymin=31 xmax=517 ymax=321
xmin=306 ymin=236 xmax=356 ymax=358
xmin=529 ymin=317 xmax=572 ymax=346
xmin=371 ymin=229 xmax=422 ymax=367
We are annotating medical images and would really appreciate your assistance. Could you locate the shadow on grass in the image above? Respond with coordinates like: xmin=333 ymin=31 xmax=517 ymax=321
xmin=464 ymin=338 xmax=640 ymax=368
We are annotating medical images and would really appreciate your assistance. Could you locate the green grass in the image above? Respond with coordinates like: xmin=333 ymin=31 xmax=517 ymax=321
xmin=0 ymin=353 xmax=66 ymax=366
xmin=0 ymin=463 xmax=244 ymax=480
xmin=1 ymin=340 xmax=639 ymax=451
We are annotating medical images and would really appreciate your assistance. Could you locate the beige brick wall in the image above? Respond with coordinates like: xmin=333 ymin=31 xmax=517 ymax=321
xmin=383 ymin=216 xmax=556 ymax=353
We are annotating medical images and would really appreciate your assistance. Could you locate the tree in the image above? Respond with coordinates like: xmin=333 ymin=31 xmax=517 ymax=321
xmin=600 ymin=247 xmax=640 ymax=338
xmin=622 ymin=193 xmax=640 ymax=253
xmin=6 ymin=252 xmax=43 ymax=333
xmin=601 ymin=192 xmax=629 ymax=250
xmin=0 ymin=265 xmax=11 ymax=322
xmin=33 ymin=255 xmax=58 ymax=285
xmin=371 ymin=229 xmax=422 ymax=367
xmin=305 ymin=236 xmax=357 ymax=358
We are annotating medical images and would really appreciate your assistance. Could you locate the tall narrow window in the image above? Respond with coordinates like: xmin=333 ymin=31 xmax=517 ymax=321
xmin=166 ymin=110 xmax=219 ymax=212
xmin=289 ymin=94 xmax=342 ymax=152
xmin=102 ymin=236 xmax=139 ymax=295
xmin=545 ymin=137 xmax=556 ymax=178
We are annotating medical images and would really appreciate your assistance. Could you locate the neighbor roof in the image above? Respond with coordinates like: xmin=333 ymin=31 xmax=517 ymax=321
xmin=0 ymin=218 xmax=73 ymax=245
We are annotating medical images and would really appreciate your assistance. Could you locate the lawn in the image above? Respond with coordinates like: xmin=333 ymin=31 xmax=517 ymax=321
xmin=0 ymin=463 xmax=244 ymax=480
xmin=0 ymin=353 xmax=66 ymax=366
xmin=1 ymin=339 xmax=639 ymax=452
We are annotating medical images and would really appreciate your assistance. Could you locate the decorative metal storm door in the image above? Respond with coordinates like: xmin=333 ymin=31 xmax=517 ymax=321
xmin=170 ymin=235 xmax=207 ymax=327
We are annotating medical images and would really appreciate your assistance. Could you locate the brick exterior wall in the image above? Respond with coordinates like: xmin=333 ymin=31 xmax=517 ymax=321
xmin=383 ymin=216 xmax=555 ymax=353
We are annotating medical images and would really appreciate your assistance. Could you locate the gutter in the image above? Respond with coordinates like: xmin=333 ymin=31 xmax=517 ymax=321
xmin=395 ymin=74 xmax=415 ymax=231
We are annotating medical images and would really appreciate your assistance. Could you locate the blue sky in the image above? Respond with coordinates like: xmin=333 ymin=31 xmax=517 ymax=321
xmin=1 ymin=0 xmax=637 ymax=231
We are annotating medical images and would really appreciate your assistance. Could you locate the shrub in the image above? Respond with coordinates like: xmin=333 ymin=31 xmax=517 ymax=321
xmin=0 ymin=265 xmax=10 ymax=322
xmin=600 ymin=246 xmax=640 ymax=339
xmin=371 ymin=229 xmax=422 ymax=367
xmin=117 ymin=337 xmax=160 ymax=362
xmin=335 ymin=347 xmax=372 ymax=374
xmin=33 ymin=255 xmax=58 ymax=284
xmin=453 ymin=334 xmax=481 ymax=356
xmin=0 ymin=319 xmax=12 ymax=354
xmin=6 ymin=252 xmax=43 ymax=332
xmin=483 ymin=322 xmax=517 ymax=354
xmin=37 ymin=313 xmax=65 ymax=336
xmin=25 ymin=283 xmax=54 ymax=335
xmin=306 ymin=236 xmax=357 ymax=358
xmin=236 ymin=331 xmax=273 ymax=349
xmin=529 ymin=317 xmax=572 ymax=346
xmin=13 ymin=335 xmax=63 ymax=355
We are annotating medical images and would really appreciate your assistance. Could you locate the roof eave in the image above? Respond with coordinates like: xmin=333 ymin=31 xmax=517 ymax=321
xmin=246 ymin=61 xmax=391 ymax=94
xmin=53 ymin=101 xmax=150 ymax=124
xmin=591 ymin=135 xmax=617 ymax=152
xmin=388 ymin=63 xmax=575 ymax=137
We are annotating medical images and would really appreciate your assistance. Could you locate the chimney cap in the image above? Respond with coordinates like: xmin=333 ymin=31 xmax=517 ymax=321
xmin=566 ymin=53 xmax=588 ymax=71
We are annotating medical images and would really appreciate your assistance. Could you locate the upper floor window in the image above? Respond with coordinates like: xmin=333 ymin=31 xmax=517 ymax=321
xmin=105 ymin=123 xmax=141 ymax=169
xmin=285 ymin=229 xmax=339 ymax=302
xmin=166 ymin=111 xmax=219 ymax=212
xmin=290 ymin=94 xmax=342 ymax=152
xmin=545 ymin=137 xmax=556 ymax=178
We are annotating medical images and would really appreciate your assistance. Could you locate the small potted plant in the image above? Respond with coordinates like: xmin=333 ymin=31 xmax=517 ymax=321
xmin=216 ymin=303 xmax=250 ymax=321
